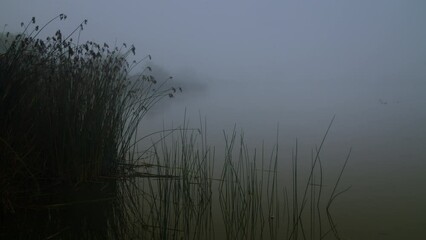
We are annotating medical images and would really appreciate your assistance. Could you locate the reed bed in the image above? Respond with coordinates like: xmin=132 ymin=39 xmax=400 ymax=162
xmin=122 ymin=118 xmax=352 ymax=240
xmin=0 ymin=15 xmax=351 ymax=239
xmin=0 ymin=15 xmax=176 ymax=239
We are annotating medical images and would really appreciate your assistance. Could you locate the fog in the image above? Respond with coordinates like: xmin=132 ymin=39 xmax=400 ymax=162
xmin=2 ymin=0 xmax=426 ymax=239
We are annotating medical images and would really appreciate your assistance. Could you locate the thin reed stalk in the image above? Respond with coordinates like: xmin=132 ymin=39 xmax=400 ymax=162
xmin=1 ymin=15 xmax=351 ymax=240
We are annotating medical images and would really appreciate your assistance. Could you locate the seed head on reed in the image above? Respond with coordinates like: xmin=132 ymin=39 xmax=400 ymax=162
xmin=0 ymin=14 xmax=180 ymax=239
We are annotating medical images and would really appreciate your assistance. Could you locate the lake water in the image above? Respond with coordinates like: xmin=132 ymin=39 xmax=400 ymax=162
xmin=142 ymin=75 xmax=426 ymax=239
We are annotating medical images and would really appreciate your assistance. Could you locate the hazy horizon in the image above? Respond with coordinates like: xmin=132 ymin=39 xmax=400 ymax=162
xmin=1 ymin=1 xmax=426 ymax=239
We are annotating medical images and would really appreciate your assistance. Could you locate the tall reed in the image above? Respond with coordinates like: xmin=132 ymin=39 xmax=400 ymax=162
xmin=215 ymin=120 xmax=351 ymax=240
xmin=131 ymin=118 xmax=351 ymax=240
xmin=0 ymin=15 xmax=351 ymax=240
xmin=0 ymin=15 xmax=176 ymax=239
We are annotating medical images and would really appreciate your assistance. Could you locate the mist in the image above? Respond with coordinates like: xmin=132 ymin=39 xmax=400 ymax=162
xmin=1 ymin=0 xmax=426 ymax=239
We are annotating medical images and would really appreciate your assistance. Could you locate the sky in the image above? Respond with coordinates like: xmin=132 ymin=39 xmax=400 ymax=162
xmin=1 ymin=0 xmax=426 ymax=137
xmin=2 ymin=0 xmax=426 ymax=142
xmin=1 ymin=0 xmax=426 ymax=88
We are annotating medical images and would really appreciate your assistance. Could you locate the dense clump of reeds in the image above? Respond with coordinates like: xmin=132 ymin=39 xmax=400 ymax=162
xmin=0 ymin=15 xmax=176 ymax=239
xmin=0 ymin=15 xmax=351 ymax=240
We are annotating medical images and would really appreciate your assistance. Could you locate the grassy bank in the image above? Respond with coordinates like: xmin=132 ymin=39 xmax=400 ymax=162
xmin=0 ymin=15 xmax=350 ymax=239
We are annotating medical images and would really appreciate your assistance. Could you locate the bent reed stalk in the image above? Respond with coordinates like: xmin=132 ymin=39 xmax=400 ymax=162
xmin=0 ymin=15 xmax=351 ymax=239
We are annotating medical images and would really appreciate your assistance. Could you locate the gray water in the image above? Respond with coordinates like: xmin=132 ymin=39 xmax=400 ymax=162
xmin=2 ymin=1 xmax=425 ymax=238
xmin=144 ymin=75 xmax=426 ymax=239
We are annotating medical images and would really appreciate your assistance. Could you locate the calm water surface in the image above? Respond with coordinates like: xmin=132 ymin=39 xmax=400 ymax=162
xmin=143 ymin=76 xmax=426 ymax=239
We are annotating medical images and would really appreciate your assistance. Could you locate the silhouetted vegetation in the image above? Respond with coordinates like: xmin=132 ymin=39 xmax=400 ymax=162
xmin=0 ymin=14 xmax=176 ymax=239
xmin=0 ymin=15 xmax=350 ymax=239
